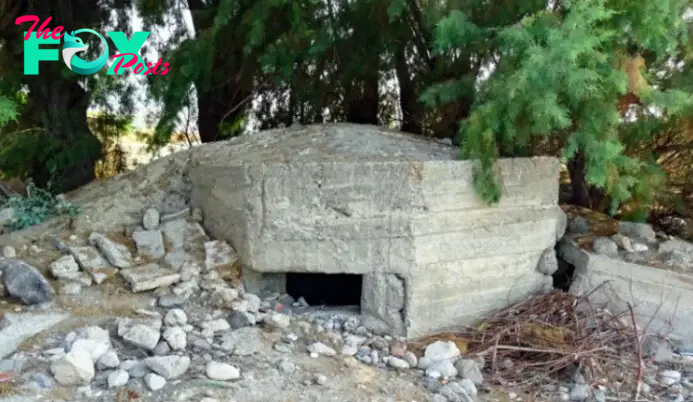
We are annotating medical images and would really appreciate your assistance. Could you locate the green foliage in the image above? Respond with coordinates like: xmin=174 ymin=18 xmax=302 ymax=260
xmin=2 ymin=180 xmax=81 ymax=233
xmin=0 ymin=96 xmax=17 ymax=127
xmin=423 ymin=0 xmax=693 ymax=211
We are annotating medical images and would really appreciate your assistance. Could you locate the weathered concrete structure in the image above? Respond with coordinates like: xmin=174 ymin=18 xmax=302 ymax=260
xmin=188 ymin=124 xmax=564 ymax=338
xmin=561 ymin=239 xmax=693 ymax=342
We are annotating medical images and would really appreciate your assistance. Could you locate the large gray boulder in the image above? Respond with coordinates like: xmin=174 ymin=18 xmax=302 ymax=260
xmin=0 ymin=258 xmax=55 ymax=305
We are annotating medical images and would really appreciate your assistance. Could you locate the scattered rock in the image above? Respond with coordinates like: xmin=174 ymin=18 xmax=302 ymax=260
xmin=143 ymin=208 xmax=160 ymax=230
xmin=51 ymin=349 xmax=95 ymax=385
xmin=162 ymin=327 xmax=187 ymax=350
xmin=120 ymin=263 xmax=181 ymax=292
xmin=107 ymin=369 xmax=129 ymax=388
xmin=132 ymin=230 xmax=166 ymax=260
xmin=307 ymin=342 xmax=337 ymax=356
xmin=424 ymin=341 xmax=461 ymax=363
xmin=619 ymin=221 xmax=657 ymax=242
xmin=89 ymin=233 xmax=134 ymax=268
xmin=0 ymin=259 xmax=55 ymax=305
xmin=205 ymin=361 xmax=240 ymax=381
xmin=592 ymin=237 xmax=619 ymax=258
xmin=455 ymin=359 xmax=483 ymax=385
xmin=144 ymin=372 xmax=166 ymax=391
xmin=204 ymin=240 xmax=237 ymax=271
xmin=144 ymin=355 xmax=190 ymax=379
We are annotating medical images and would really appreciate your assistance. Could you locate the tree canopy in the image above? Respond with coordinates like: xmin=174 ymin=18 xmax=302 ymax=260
xmin=2 ymin=0 xmax=693 ymax=222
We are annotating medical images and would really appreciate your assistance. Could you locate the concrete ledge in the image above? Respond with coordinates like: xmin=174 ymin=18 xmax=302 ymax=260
xmin=560 ymin=238 xmax=693 ymax=341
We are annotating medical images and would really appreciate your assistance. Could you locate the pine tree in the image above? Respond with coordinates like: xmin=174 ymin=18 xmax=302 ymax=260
xmin=423 ymin=0 xmax=693 ymax=213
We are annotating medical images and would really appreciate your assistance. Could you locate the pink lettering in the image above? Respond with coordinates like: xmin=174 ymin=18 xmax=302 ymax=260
xmin=15 ymin=15 xmax=63 ymax=40
xmin=111 ymin=53 xmax=140 ymax=74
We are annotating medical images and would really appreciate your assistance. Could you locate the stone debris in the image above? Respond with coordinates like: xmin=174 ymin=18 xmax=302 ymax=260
xmin=0 ymin=258 xmax=55 ymax=305
xmin=1 ymin=201 xmax=692 ymax=402
xmin=119 ymin=263 xmax=181 ymax=292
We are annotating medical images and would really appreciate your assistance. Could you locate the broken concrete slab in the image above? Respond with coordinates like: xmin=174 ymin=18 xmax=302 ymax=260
xmin=132 ymin=230 xmax=166 ymax=260
xmin=0 ymin=312 xmax=69 ymax=358
xmin=120 ymin=263 xmax=181 ymax=292
xmin=88 ymin=233 xmax=134 ymax=268
xmin=69 ymin=246 xmax=111 ymax=272
xmin=560 ymin=238 xmax=693 ymax=342
xmin=189 ymin=123 xmax=562 ymax=338
xmin=161 ymin=219 xmax=187 ymax=251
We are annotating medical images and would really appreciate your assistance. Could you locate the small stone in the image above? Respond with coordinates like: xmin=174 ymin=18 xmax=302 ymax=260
xmin=426 ymin=360 xmax=457 ymax=379
xmin=227 ymin=310 xmax=253 ymax=329
xmin=307 ymin=342 xmax=336 ymax=356
xmin=314 ymin=374 xmax=328 ymax=385
xmin=164 ymin=309 xmax=187 ymax=326
xmin=265 ymin=312 xmax=291 ymax=329
xmin=50 ymin=349 xmax=94 ymax=385
xmin=70 ymin=338 xmax=110 ymax=361
xmin=619 ymin=221 xmax=657 ymax=242
xmin=107 ymin=369 xmax=129 ymax=388
xmin=51 ymin=255 xmax=80 ymax=278
xmin=205 ymin=361 xmax=240 ymax=381
xmin=244 ymin=294 xmax=261 ymax=313
xmin=132 ymin=230 xmax=166 ymax=260
xmin=341 ymin=345 xmax=357 ymax=356
xmin=121 ymin=324 xmax=160 ymax=351
xmin=60 ymin=282 xmax=82 ymax=295
xmin=153 ymin=341 xmax=171 ymax=356
xmin=424 ymin=341 xmax=461 ymax=362
xmin=593 ymin=237 xmax=618 ymax=258
xmin=144 ymin=355 xmax=191 ymax=379
xmin=455 ymin=359 xmax=483 ymax=385
xmin=143 ymin=208 xmax=160 ymax=230
xmin=209 ymin=287 xmax=239 ymax=308
xmin=96 ymin=351 xmax=120 ymax=370
xmin=162 ymin=327 xmax=187 ymax=350
xmin=88 ymin=233 xmax=134 ymax=268
xmin=610 ymin=233 xmax=634 ymax=252
xmin=386 ymin=356 xmax=410 ymax=369
xmin=201 ymin=318 xmax=231 ymax=333
xmin=404 ymin=351 xmax=418 ymax=367
xmin=204 ymin=241 xmax=238 ymax=271
xmin=144 ymin=373 xmax=166 ymax=391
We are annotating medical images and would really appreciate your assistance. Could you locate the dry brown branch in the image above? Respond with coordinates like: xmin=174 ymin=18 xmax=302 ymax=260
xmin=411 ymin=289 xmax=645 ymax=391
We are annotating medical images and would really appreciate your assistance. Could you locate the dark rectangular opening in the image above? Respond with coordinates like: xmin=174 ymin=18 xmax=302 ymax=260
xmin=286 ymin=273 xmax=362 ymax=308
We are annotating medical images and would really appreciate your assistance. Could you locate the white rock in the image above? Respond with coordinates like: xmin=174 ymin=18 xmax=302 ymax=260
xmin=144 ymin=372 xmax=166 ymax=390
xmin=424 ymin=341 xmax=461 ymax=363
xmin=201 ymin=318 xmax=230 ymax=332
xmin=97 ymin=350 xmax=120 ymax=370
xmin=244 ymin=294 xmax=261 ymax=313
xmin=70 ymin=338 xmax=110 ymax=361
xmin=51 ymin=255 xmax=80 ymax=278
xmin=51 ymin=349 xmax=95 ymax=385
xmin=162 ymin=327 xmax=187 ymax=350
xmin=205 ymin=361 xmax=240 ymax=381
xmin=341 ymin=345 xmax=357 ymax=356
xmin=455 ymin=359 xmax=483 ymax=385
xmin=143 ymin=208 xmax=160 ymax=230
xmin=121 ymin=324 xmax=160 ymax=350
xmin=144 ymin=355 xmax=190 ymax=379
xmin=107 ymin=369 xmax=129 ymax=388
xmin=82 ymin=326 xmax=110 ymax=342
xmin=209 ymin=287 xmax=239 ymax=308
xmin=164 ymin=309 xmax=187 ymax=326
xmin=265 ymin=312 xmax=291 ymax=329
xmin=426 ymin=360 xmax=458 ymax=379
xmin=204 ymin=240 xmax=238 ymax=271
xmin=387 ymin=356 xmax=410 ymax=369
xmin=307 ymin=342 xmax=336 ymax=356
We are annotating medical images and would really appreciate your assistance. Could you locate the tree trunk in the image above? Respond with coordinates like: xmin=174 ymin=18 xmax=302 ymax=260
xmin=345 ymin=70 xmax=379 ymax=125
xmin=25 ymin=77 xmax=101 ymax=192
xmin=568 ymin=149 xmax=610 ymax=211
xmin=395 ymin=42 xmax=422 ymax=134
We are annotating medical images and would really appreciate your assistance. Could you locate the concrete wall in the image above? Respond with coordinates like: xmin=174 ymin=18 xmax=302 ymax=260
xmin=560 ymin=239 xmax=693 ymax=342
xmin=189 ymin=123 xmax=563 ymax=339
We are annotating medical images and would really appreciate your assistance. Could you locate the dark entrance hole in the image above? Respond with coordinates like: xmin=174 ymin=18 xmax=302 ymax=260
xmin=286 ymin=273 xmax=362 ymax=307
xmin=552 ymin=248 xmax=576 ymax=291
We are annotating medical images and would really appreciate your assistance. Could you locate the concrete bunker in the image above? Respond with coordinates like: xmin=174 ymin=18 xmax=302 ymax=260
xmin=286 ymin=273 xmax=363 ymax=307
xmin=189 ymin=123 xmax=564 ymax=338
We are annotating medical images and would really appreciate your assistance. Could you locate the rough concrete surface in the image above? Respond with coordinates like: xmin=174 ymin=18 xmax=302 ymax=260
xmin=188 ymin=124 xmax=562 ymax=338
xmin=560 ymin=238 xmax=693 ymax=342
xmin=0 ymin=123 xmax=563 ymax=340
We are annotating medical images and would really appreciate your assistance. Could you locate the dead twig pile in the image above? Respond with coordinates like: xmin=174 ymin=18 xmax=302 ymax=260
xmin=413 ymin=288 xmax=642 ymax=389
